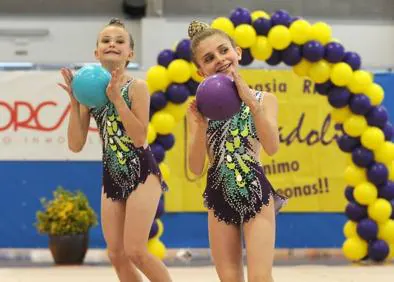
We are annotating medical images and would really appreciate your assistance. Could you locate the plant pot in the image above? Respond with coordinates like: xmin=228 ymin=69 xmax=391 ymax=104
xmin=49 ymin=233 xmax=89 ymax=265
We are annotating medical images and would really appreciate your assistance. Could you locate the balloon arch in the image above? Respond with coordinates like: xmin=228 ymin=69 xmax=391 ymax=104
xmin=144 ymin=7 xmax=394 ymax=263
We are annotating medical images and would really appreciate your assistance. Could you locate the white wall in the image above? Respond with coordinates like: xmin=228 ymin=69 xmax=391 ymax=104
xmin=1 ymin=16 xmax=394 ymax=70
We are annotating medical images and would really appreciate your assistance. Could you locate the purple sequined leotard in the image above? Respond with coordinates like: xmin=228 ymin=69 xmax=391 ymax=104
xmin=204 ymin=91 xmax=287 ymax=225
xmin=90 ymin=79 xmax=167 ymax=200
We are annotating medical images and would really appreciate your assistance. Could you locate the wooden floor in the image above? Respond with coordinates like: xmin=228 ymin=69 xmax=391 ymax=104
xmin=1 ymin=264 xmax=393 ymax=282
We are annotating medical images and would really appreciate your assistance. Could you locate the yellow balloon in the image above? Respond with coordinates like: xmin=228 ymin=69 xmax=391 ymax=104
xmin=168 ymin=59 xmax=191 ymax=83
xmin=293 ymin=59 xmax=312 ymax=77
xmin=151 ymin=112 xmax=176 ymax=135
xmin=267 ymin=25 xmax=292 ymax=50
xmin=162 ymin=102 xmax=189 ymax=123
xmin=374 ymin=142 xmax=394 ymax=164
xmin=389 ymin=244 xmax=394 ymax=259
xmin=147 ymin=124 xmax=157 ymax=144
xmin=289 ymin=19 xmax=312 ymax=45
xmin=190 ymin=63 xmax=203 ymax=83
xmin=311 ymin=22 xmax=332 ymax=45
xmin=146 ymin=65 xmax=170 ymax=92
xmin=343 ymin=115 xmax=368 ymax=137
xmin=365 ymin=83 xmax=384 ymax=106
xmin=251 ymin=10 xmax=270 ymax=21
xmin=360 ymin=127 xmax=385 ymax=151
xmin=211 ymin=17 xmax=235 ymax=38
xmin=147 ymin=238 xmax=167 ymax=260
xmin=330 ymin=106 xmax=352 ymax=123
xmin=343 ymin=220 xmax=358 ymax=238
xmin=330 ymin=62 xmax=353 ymax=86
xmin=342 ymin=237 xmax=368 ymax=261
xmin=159 ymin=162 xmax=170 ymax=181
xmin=308 ymin=60 xmax=331 ymax=83
xmin=368 ymin=199 xmax=393 ymax=224
xmin=234 ymin=24 xmax=257 ymax=48
xmin=354 ymin=182 xmax=378 ymax=205
xmin=378 ymin=220 xmax=394 ymax=243
xmin=389 ymin=161 xmax=394 ymax=181
xmin=250 ymin=36 xmax=273 ymax=61
xmin=348 ymin=70 xmax=373 ymax=94
xmin=344 ymin=165 xmax=367 ymax=187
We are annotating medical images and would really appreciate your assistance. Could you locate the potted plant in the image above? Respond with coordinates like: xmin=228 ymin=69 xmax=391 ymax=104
xmin=35 ymin=186 xmax=98 ymax=265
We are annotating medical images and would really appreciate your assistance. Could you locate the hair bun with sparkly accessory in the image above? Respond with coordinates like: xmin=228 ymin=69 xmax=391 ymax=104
xmin=188 ymin=20 xmax=210 ymax=39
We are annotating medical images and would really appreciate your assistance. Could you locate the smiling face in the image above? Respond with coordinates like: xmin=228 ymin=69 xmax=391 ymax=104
xmin=95 ymin=25 xmax=134 ymax=67
xmin=192 ymin=32 xmax=242 ymax=78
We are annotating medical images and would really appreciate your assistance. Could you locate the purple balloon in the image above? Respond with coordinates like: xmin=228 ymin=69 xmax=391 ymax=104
xmin=345 ymin=186 xmax=355 ymax=202
xmin=266 ymin=50 xmax=282 ymax=65
xmin=155 ymin=198 xmax=165 ymax=219
xmin=196 ymin=73 xmax=242 ymax=121
xmin=357 ymin=218 xmax=378 ymax=241
xmin=252 ymin=17 xmax=272 ymax=36
xmin=282 ymin=43 xmax=302 ymax=66
xmin=352 ymin=146 xmax=374 ymax=168
xmin=367 ymin=106 xmax=389 ymax=128
xmin=149 ymin=220 xmax=159 ymax=239
xmin=349 ymin=94 xmax=372 ymax=115
xmin=343 ymin=51 xmax=361 ymax=70
xmin=324 ymin=42 xmax=345 ymax=63
xmin=346 ymin=202 xmax=368 ymax=222
xmin=337 ymin=134 xmax=361 ymax=153
xmin=229 ymin=7 xmax=252 ymax=26
xmin=383 ymin=122 xmax=393 ymax=141
xmin=270 ymin=9 xmax=292 ymax=26
xmin=157 ymin=49 xmax=176 ymax=67
xmin=315 ymin=80 xmax=333 ymax=95
xmin=367 ymin=163 xmax=389 ymax=186
xmin=378 ymin=181 xmax=394 ymax=200
xmin=156 ymin=134 xmax=175 ymax=150
xmin=166 ymin=83 xmax=190 ymax=104
xmin=303 ymin=40 xmax=325 ymax=62
xmin=151 ymin=143 xmax=165 ymax=163
xmin=328 ymin=87 xmax=351 ymax=108
xmin=175 ymin=39 xmax=192 ymax=61
xmin=368 ymin=240 xmax=390 ymax=262
xmin=150 ymin=91 xmax=168 ymax=110
xmin=239 ymin=48 xmax=254 ymax=66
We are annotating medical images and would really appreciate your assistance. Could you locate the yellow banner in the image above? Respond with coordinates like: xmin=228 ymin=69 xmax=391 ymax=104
xmin=164 ymin=70 xmax=349 ymax=212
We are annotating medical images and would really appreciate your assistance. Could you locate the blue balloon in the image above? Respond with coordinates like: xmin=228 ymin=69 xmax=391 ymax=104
xmin=352 ymin=146 xmax=374 ymax=168
xmin=344 ymin=186 xmax=355 ymax=202
xmin=366 ymin=106 xmax=388 ymax=128
xmin=149 ymin=221 xmax=159 ymax=238
xmin=328 ymin=87 xmax=351 ymax=108
xmin=151 ymin=91 xmax=168 ymax=110
xmin=343 ymin=51 xmax=361 ymax=70
xmin=166 ymin=83 xmax=190 ymax=104
xmin=151 ymin=143 xmax=165 ymax=163
xmin=71 ymin=65 xmax=111 ymax=109
xmin=346 ymin=202 xmax=367 ymax=222
xmin=239 ymin=48 xmax=254 ymax=66
xmin=282 ymin=43 xmax=302 ymax=66
xmin=156 ymin=134 xmax=175 ymax=150
xmin=367 ymin=163 xmax=389 ymax=186
xmin=337 ymin=134 xmax=360 ymax=153
xmin=229 ymin=7 xmax=252 ymax=26
xmin=357 ymin=218 xmax=378 ymax=240
xmin=315 ymin=80 xmax=333 ymax=95
xmin=186 ymin=79 xmax=200 ymax=95
xmin=378 ymin=181 xmax=394 ymax=200
xmin=270 ymin=9 xmax=292 ymax=27
xmin=303 ymin=40 xmax=324 ymax=62
xmin=383 ymin=122 xmax=393 ymax=141
xmin=175 ymin=39 xmax=192 ymax=61
xmin=349 ymin=94 xmax=372 ymax=115
xmin=252 ymin=17 xmax=272 ymax=36
xmin=266 ymin=50 xmax=282 ymax=66
xmin=324 ymin=42 xmax=345 ymax=63
xmin=368 ymin=240 xmax=389 ymax=262
xmin=158 ymin=49 xmax=176 ymax=67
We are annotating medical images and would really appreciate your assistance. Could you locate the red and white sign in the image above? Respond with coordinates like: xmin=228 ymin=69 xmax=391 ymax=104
xmin=0 ymin=71 xmax=102 ymax=160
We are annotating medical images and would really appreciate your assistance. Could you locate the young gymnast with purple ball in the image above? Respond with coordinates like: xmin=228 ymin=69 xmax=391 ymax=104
xmin=187 ymin=20 xmax=287 ymax=282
